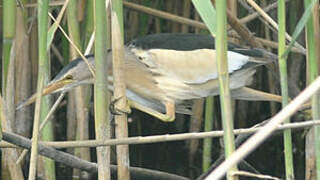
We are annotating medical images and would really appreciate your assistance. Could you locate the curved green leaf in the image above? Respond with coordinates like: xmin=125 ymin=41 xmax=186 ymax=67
xmin=281 ymin=0 xmax=318 ymax=58
xmin=191 ymin=0 xmax=216 ymax=36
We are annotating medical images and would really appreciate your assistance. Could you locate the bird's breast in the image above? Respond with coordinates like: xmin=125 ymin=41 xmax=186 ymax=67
xmin=123 ymin=51 xmax=167 ymax=103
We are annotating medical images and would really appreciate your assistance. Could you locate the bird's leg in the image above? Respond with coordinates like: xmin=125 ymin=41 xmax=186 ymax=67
xmin=164 ymin=101 xmax=175 ymax=122
xmin=128 ymin=100 xmax=175 ymax=122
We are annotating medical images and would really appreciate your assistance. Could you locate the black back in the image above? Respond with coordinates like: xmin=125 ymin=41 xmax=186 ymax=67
xmin=127 ymin=33 xmax=264 ymax=58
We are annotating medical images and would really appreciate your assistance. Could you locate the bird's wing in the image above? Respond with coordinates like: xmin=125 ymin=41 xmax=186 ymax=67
xmin=127 ymin=33 xmax=276 ymax=62
xmin=132 ymin=48 xmax=251 ymax=84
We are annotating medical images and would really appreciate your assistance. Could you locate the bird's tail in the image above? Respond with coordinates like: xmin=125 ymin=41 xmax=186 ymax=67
xmin=254 ymin=48 xmax=278 ymax=63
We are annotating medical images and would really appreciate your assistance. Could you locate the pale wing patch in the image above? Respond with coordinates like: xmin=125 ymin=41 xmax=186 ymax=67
xmin=148 ymin=49 xmax=217 ymax=83
xmin=227 ymin=51 xmax=250 ymax=74
xmin=139 ymin=49 xmax=249 ymax=84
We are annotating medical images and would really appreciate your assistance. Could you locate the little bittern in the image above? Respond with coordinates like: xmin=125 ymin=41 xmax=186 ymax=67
xmin=18 ymin=33 xmax=281 ymax=122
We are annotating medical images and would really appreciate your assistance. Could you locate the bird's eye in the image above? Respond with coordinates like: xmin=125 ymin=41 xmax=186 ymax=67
xmin=64 ymin=75 xmax=73 ymax=80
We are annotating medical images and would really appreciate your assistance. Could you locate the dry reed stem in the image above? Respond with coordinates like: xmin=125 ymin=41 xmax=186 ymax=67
xmin=206 ymin=76 xmax=320 ymax=179
xmin=246 ymin=0 xmax=306 ymax=52
xmin=111 ymin=11 xmax=130 ymax=180
xmin=85 ymin=32 xmax=95 ymax=55
xmin=0 ymin=120 xmax=315 ymax=149
xmin=239 ymin=1 xmax=279 ymax=24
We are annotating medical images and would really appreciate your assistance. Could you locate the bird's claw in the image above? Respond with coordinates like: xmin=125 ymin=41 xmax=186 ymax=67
xmin=109 ymin=96 xmax=131 ymax=115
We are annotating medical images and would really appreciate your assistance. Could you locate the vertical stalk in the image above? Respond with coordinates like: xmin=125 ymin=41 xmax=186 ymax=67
xmin=112 ymin=0 xmax=124 ymax=33
xmin=111 ymin=1 xmax=130 ymax=180
xmin=0 ymin=95 xmax=4 ymax=140
xmin=61 ymin=23 xmax=70 ymax=65
xmin=304 ymin=3 xmax=316 ymax=177
xmin=312 ymin=3 xmax=320 ymax=72
xmin=84 ymin=0 xmax=94 ymax=47
xmin=263 ymin=0 xmax=277 ymax=116
xmin=65 ymin=1 xmax=82 ymax=160
xmin=227 ymin=0 xmax=237 ymax=16
xmin=181 ymin=0 xmax=191 ymax=32
xmin=28 ymin=0 xmax=50 ymax=179
xmin=63 ymin=3 xmax=77 ymax=156
xmin=94 ymin=0 xmax=111 ymax=179
xmin=203 ymin=97 xmax=214 ymax=172
xmin=67 ymin=0 xmax=91 ymax=179
xmin=30 ymin=0 xmax=39 ymax=90
xmin=67 ymin=0 xmax=82 ymax=55
xmin=138 ymin=0 xmax=151 ymax=36
xmin=15 ymin=0 xmax=32 ymax=139
xmin=278 ymin=1 xmax=295 ymax=179
xmin=215 ymin=1 xmax=238 ymax=179
xmin=304 ymin=0 xmax=320 ymax=179
xmin=2 ymin=0 xmax=16 ymax=93
xmin=189 ymin=99 xmax=204 ymax=179
xmin=38 ymin=9 xmax=55 ymax=180
xmin=0 ymin=94 xmax=24 ymax=180
xmin=1 ymin=1 xmax=19 ymax=179
xmin=38 ymin=48 xmax=56 ymax=178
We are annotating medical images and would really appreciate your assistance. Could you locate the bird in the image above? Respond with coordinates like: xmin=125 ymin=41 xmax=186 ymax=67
xmin=17 ymin=33 xmax=282 ymax=122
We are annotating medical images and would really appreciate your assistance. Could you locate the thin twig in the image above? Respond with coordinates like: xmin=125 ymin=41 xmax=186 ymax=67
xmin=16 ymin=0 xmax=65 ymax=7
xmin=0 ymin=141 xmax=17 ymax=148
xmin=245 ymin=0 xmax=306 ymax=53
xmin=123 ymin=1 xmax=207 ymax=29
xmin=226 ymin=9 xmax=262 ymax=48
xmin=232 ymin=171 xmax=280 ymax=180
xmin=0 ymin=119 xmax=314 ymax=149
xmin=84 ymin=32 xmax=95 ymax=55
xmin=48 ymin=13 xmax=96 ymax=79
xmin=255 ymin=37 xmax=305 ymax=54
xmin=2 ymin=132 xmax=189 ymax=180
xmin=239 ymin=1 xmax=281 ymax=24
xmin=16 ymin=92 xmax=66 ymax=165
xmin=0 ymin=119 xmax=311 ymax=149
xmin=51 ymin=44 xmax=65 ymax=65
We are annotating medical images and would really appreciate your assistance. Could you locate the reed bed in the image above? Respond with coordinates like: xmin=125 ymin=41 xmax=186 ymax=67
xmin=0 ymin=1 xmax=319 ymax=180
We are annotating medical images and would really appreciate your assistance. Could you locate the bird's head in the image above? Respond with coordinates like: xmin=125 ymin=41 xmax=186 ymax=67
xmin=16 ymin=55 xmax=96 ymax=110
xmin=49 ymin=55 xmax=96 ymax=92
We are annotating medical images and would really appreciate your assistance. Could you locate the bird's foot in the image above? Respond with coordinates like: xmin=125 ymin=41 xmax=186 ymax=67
xmin=160 ymin=115 xmax=175 ymax=122
xmin=128 ymin=100 xmax=175 ymax=122
xmin=110 ymin=96 xmax=131 ymax=115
